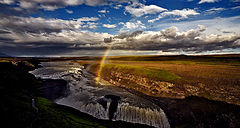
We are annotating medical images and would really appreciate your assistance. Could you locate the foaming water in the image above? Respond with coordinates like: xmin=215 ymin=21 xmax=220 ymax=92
xmin=115 ymin=103 xmax=170 ymax=128
xmin=30 ymin=61 xmax=170 ymax=128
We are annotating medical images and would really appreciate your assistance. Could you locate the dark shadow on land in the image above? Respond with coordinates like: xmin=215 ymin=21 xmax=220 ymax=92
xmin=0 ymin=60 xmax=153 ymax=128
xmin=124 ymin=88 xmax=240 ymax=128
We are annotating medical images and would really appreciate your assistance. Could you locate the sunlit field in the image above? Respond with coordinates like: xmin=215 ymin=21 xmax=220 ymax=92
xmin=77 ymin=55 xmax=240 ymax=105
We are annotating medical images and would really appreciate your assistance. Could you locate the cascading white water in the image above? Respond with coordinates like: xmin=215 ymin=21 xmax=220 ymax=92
xmin=115 ymin=103 xmax=170 ymax=128
xmin=57 ymin=97 xmax=170 ymax=128
xmin=80 ymin=102 xmax=110 ymax=120
xmin=30 ymin=61 xmax=171 ymax=128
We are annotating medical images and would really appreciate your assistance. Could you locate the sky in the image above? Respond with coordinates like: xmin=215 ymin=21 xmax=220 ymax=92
xmin=0 ymin=0 xmax=240 ymax=57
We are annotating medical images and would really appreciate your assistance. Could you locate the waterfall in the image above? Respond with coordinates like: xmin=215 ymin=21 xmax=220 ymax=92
xmin=58 ymin=98 xmax=170 ymax=128
xmin=79 ymin=102 xmax=110 ymax=120
xmin=115 ymin=103 xmax=170 ymax=128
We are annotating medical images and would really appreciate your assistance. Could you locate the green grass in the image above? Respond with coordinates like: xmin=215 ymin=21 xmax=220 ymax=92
xmin=35 ymin=97 xmax=106 ymax=128
xmin=102 ymin=64 xmax=180 ymax=82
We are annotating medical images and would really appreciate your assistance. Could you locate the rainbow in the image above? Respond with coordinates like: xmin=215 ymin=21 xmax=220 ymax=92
xmin=95 ymin=42 xmax=114 ymax=84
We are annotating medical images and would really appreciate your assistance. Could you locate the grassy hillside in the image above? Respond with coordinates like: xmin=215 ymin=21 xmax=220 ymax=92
xmin=101 ymin=64 xmax=180 ymax=82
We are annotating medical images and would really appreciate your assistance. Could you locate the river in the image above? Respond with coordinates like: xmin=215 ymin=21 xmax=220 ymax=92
xmin=30 ymin=61 xmax=170 ymax=128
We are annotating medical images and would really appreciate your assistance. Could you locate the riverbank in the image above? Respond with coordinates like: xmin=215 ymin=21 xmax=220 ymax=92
xmin=83 ymin=55 xmax=240 ymax=106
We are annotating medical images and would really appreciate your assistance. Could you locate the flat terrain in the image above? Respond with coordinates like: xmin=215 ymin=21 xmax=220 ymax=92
xmin=77 ymin=54 xmax=240 ymax=106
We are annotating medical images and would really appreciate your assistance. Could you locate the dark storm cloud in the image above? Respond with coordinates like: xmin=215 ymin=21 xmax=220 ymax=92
xmin=0 ymin=0 xmax=137 ymax=11
xmin=0 ymin=41 xmax=109 ymax=56
xmin=0 ymin=15 xmax=107 ymax=45
xmin=0 ymin=16 xmax=78 ymax=34
xmin=114 ymin=30 xmax=143 ymax=39
xmin=0 ymin=29 xmax=11 ymax=34
xmin=0 ymin=37 xmax=13 ymax=42
xmin=0 ymin=15 xmax=239 ymax=56
xmin=104 ymin=37 xmax=113 ymax=43
xmin=0 ymin=9 xmax=239 ymax=56
xmin=108 ymin=26 xmax=240 ymax=52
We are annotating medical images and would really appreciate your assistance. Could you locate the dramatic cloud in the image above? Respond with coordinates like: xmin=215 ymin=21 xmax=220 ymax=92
xmin=198 ymin=0 xmax=219 ymax=4
xmin=0 ymin=16 xmax=99 ymax=35
xmin=0 ymin=0 xmax=239 ymax=56
xmin=0 ymin=15 xmax=111 ymax=47
xmin=107 ymin=25 xmax=240 ymax=52
xmin=114 ymin=30 xmax=143 ymax=39
xmin=125 ymin=4 xmax=167 ymax=17
xmin=0 ymin=0 xmax=138 ymax=11
xmin=103 ymin=24 xmax=117 ymax=28
xmin=1 ymin=14 xmax=239 ymax=54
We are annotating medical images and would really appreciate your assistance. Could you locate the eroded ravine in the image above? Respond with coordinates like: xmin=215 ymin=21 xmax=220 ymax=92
xmin=30 ymin=61 xmax=170 ymax=128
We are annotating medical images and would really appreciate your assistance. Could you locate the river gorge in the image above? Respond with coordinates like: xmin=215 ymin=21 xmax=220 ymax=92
xmin=30 ymin=61 xmax=170 ymax=128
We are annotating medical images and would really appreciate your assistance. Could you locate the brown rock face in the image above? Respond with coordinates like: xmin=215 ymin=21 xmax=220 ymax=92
xmin=101 ymin=69 xmax=185 ymax=99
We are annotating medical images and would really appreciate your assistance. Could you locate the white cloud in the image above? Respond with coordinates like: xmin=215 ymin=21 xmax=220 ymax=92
xmin=113 ymin=4 xmax=123 ymax=9
xmin=65 ymin=9 xmax=73 ymax=14
xmin=148 ymin=15 xmax=163 ymax=23
xmin=153 ymin=16 xmax=240 ymax=35
xmin=162 ymin=9 xmax=200 ymax=19
xmin=0 ymin=0 xmax=14 ymax=4
xmin=125 ymin=4 xmax=167 ymax=17
xmin=103 ymin=24 xmax=117 ymax=28
xmin=205 ymin=7 xmax=225 ymax=13
xmin=148 ymin=9 xmax=200 ymax=23
xmin=98 ymin=9 xmax=109 ymax=13
xmin=75 ymin=17 xmax=99 ymax=22
xmin=232 ymin=6 xmax=240 ymax=9
xmin=39 ymin=5 xmax=59 ymax=11
xmin=19 ymin=1 xmax=36 ymax=9
xmin=121 ymin=21 xmax=146 ymax=31
xmin=198 ymin=0 xmax=219 ymax=4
